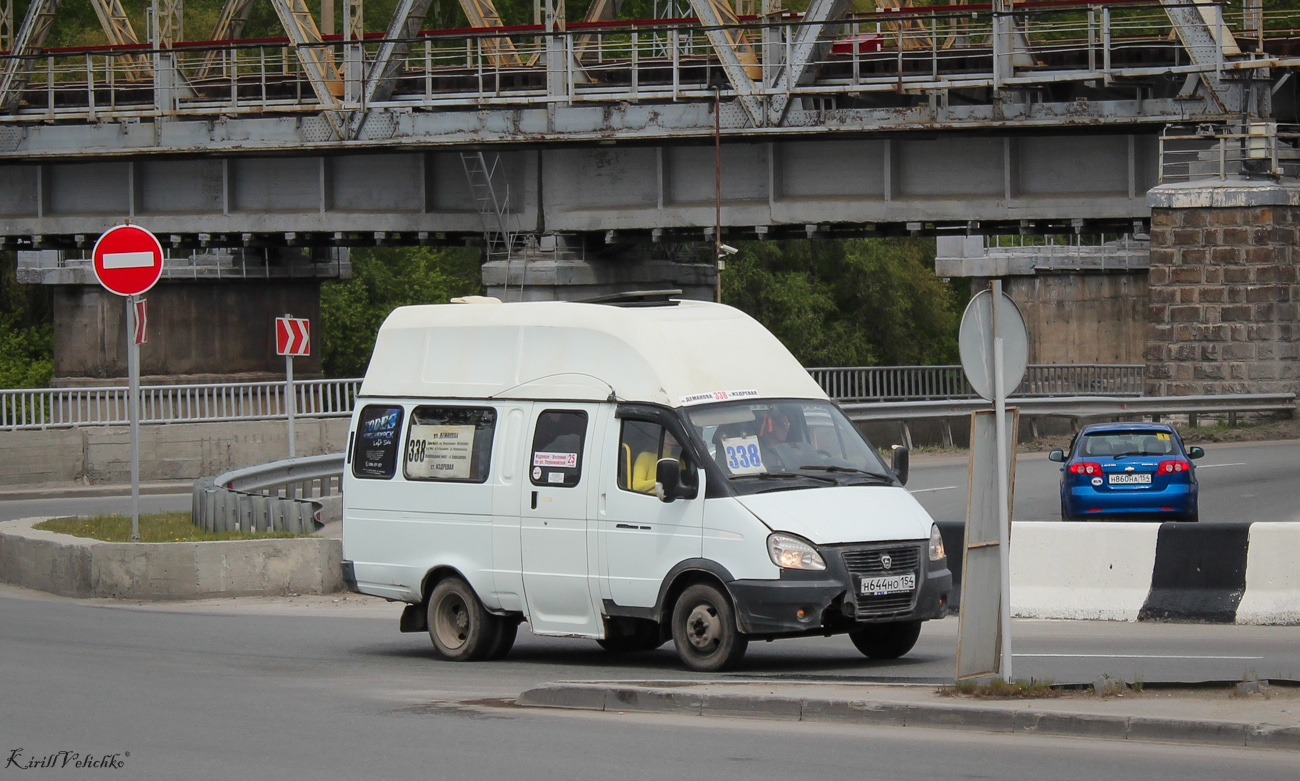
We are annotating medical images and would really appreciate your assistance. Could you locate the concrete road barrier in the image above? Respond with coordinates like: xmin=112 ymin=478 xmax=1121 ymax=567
xmin=0 ymin=518 xmax=343 ymax=600
xmin=990 ymin=521 xmax=1299 ymax=624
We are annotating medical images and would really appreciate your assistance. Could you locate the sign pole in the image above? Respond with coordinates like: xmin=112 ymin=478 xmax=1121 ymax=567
xmin=285 ymin=312 xmax=296 ymax=459
xmin=992 ymin=280 xmax=1013 ymax=681
xmin=126 ymin=294 xmax=141 ymax=541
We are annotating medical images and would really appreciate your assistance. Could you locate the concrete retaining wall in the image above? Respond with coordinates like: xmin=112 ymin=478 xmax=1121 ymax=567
xmin=0 ymin=517 xmax=343 ymax=599
xmin=0 ymin=418 xmax=349 ymax=487
xmin=1006 ymin=521 xmax=1300 ymax=624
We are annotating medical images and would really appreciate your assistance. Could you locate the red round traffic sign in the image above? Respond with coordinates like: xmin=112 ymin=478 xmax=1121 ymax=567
xmin=92 ymin=224 xmax=164 ymax=297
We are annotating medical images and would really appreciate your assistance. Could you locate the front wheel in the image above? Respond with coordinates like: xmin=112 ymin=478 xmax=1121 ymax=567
xmin=427 ymin=576 xmax=500 ymax=662
xmin=671 ymin=583 xmax=748 ymax=672
xmin=849 ymin=620 xmax=922 ymax=660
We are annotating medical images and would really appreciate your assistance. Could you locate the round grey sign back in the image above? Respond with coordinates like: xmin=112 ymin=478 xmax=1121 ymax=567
xmin=958 ymin=289 xmax=1029 ymax=401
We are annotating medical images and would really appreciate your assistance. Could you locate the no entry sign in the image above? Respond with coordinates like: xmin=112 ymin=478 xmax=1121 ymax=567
xmin=92 ymin=224 xmax=164 ymax=297
xmin=276 ymin=316 xmax=311 ymax=356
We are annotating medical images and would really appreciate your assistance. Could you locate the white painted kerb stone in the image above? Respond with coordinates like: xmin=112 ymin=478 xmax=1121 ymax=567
xmin=0 ymin=517 xmax=343 ymax=600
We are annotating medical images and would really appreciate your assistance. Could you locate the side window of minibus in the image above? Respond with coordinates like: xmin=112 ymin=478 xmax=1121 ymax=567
xmin=530 ymin=410 xmax=588 ymax=488
xmin=352 ymin=405 xmax=404 ymax=479
xmin=617 ymin=420 xmax=683 ymax=495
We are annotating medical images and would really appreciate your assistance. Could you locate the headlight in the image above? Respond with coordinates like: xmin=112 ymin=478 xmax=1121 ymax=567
xmin=928 ymin=523 xmax=946 ymax=562
xmin=767 ymin=533 xmax=826 ymax=571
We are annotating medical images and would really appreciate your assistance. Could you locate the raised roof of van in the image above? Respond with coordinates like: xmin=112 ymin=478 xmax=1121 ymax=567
xmin=360 ymin=299 xmax=827 ymax=406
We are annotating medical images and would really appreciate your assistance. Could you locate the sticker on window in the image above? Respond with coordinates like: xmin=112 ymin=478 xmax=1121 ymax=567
xmin=679 ymin=389 xmax=761 ymax=406
xmin=547 ymin=472 xmax=565 ymax=484
xmin=1156 ymin=433 xmax=1170 ymax=441
xmin=720 ymin=435 xmax=766 ymax=475
xmin=534 ymin=451 xmax=579 ymax=468
xmin=406 ymin=424 xmax=476 ymax=480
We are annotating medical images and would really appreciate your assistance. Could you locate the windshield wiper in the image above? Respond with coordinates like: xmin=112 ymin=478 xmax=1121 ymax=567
xmin=799 ymin=465 xmax=894 ymax=482
xmin=731 ymin=472 xmax=836 ymax=485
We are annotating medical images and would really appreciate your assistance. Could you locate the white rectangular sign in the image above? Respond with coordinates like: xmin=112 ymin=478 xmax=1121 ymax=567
xmin=102 ymin=251 xmax=156 ymax=270
xmin=405 ymin=424 xmax=476 ymax=480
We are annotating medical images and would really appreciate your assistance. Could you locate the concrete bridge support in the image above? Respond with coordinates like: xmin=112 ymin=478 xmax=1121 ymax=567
xmin=480 ymin=237 xmax=716 ymax=302
xmin=935 ymin=236 xmax=1150 ymax=366
xmin=1145 ymin=182 xmax=1300 ymax=396
xmin=49 ymin=279 xmax=324 ymax=385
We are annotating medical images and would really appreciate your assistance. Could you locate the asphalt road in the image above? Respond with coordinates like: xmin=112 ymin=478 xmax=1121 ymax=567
xmin=0 ymin=493 xmax=192 ymax=524
xmin=906 ymin=439 xmax=1300 ymax=524
xmin=3 ymin=587 xmax=1297 ymax=781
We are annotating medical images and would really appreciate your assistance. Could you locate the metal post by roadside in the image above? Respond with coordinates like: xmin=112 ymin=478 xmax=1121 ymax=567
xmin=127 ymin=294 xmax=141 ymax=540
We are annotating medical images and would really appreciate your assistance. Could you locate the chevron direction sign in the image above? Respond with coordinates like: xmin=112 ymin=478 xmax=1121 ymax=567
xmin=276 ymin=316 xmax=310 ymax=357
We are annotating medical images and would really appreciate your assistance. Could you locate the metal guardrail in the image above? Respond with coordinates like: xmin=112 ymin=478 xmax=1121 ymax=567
xmin=841 ymin=393 xmax=1298 ymax=422
xmin=807 ymin=364 xmax=1146 ymax=403
xmin=0 ymin=378 xmax=359 ymax=431
xmin=191 ymin=453 xmax=344 ymax=535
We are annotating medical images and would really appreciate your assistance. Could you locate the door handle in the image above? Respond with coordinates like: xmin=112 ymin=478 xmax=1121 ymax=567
xmin=531 ymin=491 xmax=538 ymax=510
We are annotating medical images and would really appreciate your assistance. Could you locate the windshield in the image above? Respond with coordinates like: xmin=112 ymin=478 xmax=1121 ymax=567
xmin=685 ymin=399 xmax=892 ymax=486
xmin=1077 ymin=430 xmax=1180 ymax=458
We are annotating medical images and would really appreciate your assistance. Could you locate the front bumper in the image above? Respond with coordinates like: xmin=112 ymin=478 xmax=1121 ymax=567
xmin=728 ymin=541 xmax=951 ymax=637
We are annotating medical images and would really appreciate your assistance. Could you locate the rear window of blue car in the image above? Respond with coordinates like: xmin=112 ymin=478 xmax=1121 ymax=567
xmin=1077 ymin=430 xmax=1178 ymax=458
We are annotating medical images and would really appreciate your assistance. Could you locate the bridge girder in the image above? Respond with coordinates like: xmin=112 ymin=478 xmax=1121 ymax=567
xmin=0 ymin=129 xmax=1156 ymax=248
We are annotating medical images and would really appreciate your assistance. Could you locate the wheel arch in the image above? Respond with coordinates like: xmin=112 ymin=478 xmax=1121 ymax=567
xmin=654 ymin=559 xmax=739 ymax=627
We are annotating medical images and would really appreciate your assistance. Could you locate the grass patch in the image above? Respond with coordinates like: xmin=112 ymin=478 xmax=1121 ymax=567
xmin=937 ymin=678 xmax=1060 ymax=699
xmin=34 ymin=512 xmax=309 ymax=543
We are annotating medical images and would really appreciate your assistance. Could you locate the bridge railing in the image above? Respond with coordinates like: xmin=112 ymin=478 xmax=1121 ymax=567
xmin=806 ymin=364 xmax=1146 ymax=403
xmin=1159 ymin=122 xmax=1300 ymax=184
xmin=0 ymin=1 xmax=1268 ymax=123
xmin=0 ymin=365 xmax=1144 ymax=430
xmin=0 ymin=378 xmax=360 ymax=431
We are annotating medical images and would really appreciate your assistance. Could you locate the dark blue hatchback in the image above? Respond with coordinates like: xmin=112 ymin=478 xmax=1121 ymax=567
xmin=1048 ymin=423 xmax=1205 ymax=522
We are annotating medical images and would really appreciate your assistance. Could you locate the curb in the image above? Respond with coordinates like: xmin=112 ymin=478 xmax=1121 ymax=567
xmin=516 ymin=684 xmax=1300 ymax=751
xmin=0 ymin=517 xmax=344 ymax=600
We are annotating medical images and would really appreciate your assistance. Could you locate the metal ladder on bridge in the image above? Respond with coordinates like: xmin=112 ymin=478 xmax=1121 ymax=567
xmin=460 ymin=151 xmax=523 ymax=297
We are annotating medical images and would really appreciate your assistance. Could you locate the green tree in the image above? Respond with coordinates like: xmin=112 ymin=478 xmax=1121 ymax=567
xmin=320 ymin=246 xmax=484 ymax=377
xmin=722 ymin=238 xmax=962 ymax=367
xmin=0 ymin=252 xmax=53 ymax=388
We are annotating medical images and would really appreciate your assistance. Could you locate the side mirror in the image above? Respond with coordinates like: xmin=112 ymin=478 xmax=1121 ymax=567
xmin=1188 ymin=446 xmax=1205 ymax=460
xmin=890 ymin=445 xmax=909 ymax=486
xmin=1048 ymin=449 xmax=1066 ymax=463
xmin=655 ymin=458 xmax=698 ymax=503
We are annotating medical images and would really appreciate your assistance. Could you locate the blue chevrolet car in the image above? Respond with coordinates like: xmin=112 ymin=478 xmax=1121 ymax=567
xmin=1048 ymin=422 xmax=1204 ymax=522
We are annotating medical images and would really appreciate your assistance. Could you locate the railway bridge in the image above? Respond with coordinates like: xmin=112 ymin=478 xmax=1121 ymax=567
xmin=0 ymin=0 xmax=1296 ymax=397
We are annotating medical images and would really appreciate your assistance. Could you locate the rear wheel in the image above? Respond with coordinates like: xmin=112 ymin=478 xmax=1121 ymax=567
xmin=1181 ymin=505 xmax=1200 ymax=523
xmin=849 ymin=620 xmax=922 ymax=660
xmin=1060 ymin=502 xmax=1078 ymax=522
xmin=427 ymin=576 xmax=500 ymax=662
xmin=597 ymin=619 xmax=665 ymax=654
xmin=671 ymin=583 xmax=748 ymax=672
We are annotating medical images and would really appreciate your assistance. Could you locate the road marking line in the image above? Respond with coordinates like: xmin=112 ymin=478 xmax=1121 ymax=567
xmin=1015 ymin=653 xmax=1263 ymax=660
xmin=1196 ymin=463 xmax=1247 ymax=469
xmin=909 ymin=486 xmax=956 ymax=494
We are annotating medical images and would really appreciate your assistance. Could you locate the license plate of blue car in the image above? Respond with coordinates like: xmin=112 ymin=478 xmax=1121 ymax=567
xmin=1107 ymin=473 xmax=1152 ymax=485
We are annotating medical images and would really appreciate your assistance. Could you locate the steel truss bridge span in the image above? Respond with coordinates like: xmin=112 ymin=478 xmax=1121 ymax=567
xmin=0 ymin=0 xmax=1286 ymax=158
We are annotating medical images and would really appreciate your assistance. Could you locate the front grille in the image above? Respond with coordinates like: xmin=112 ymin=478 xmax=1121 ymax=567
xmin=856 ymin=592 xmax=916 ymax=617
xmin=840 ymin=545 xmax=921 ymax=575
xmin=837 ymin=544 xmax=923 ymax=618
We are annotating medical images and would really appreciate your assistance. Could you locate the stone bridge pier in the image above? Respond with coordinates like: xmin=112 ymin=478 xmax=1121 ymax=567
xmin=1145 ymin=182 xmax=1300 ymax=397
